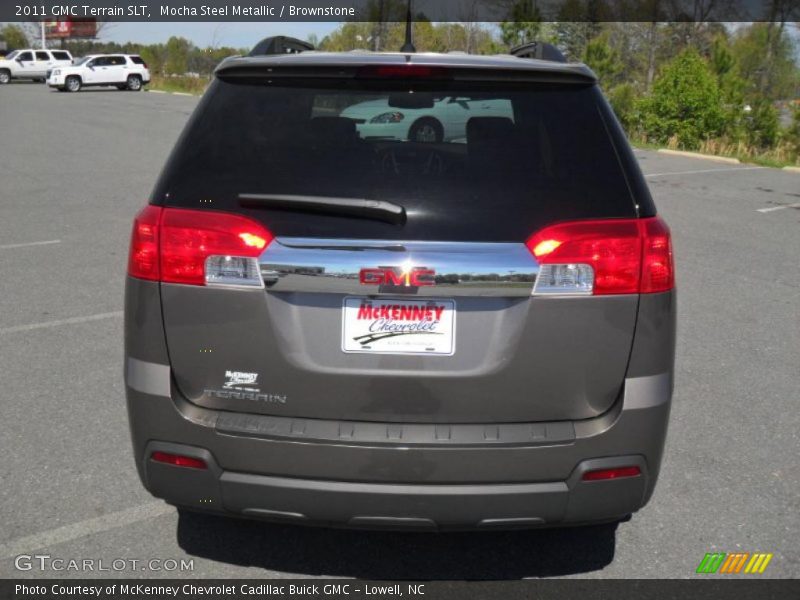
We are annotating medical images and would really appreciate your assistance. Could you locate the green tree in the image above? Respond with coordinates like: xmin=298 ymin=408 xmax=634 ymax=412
xmin=139 ymin=44 xmax=167 ymax=76
xmin=0 ymin=24 xmax=29 ymax=49
xmin=319 ymin=22 xmax=499 ymax=55
xmin=709 ymin=34 xmax=748 ymax=140
xmin=731 ymin=23 xmax=798 ymax=102
xmin=553 ymin=0 xmax=608 ymax=59
xmin=638 ymin=48 xmax=724 ymax=149
xmin=786 ymin=104 xmax=800 ymax=156
xmin=500 ymin=0 xmax=543 ymax=48
xmin=583 ymin=32 xmax=623 ymax=85
xmin=319 ymin=22 xmax=374 ymax=51
xmin=164 ymin=36 xmax=192 ymax=75
xmin=607 ymin=83 xmax=637 ymax=130
xmin=744 ymin=99 xmax=779 ymax=148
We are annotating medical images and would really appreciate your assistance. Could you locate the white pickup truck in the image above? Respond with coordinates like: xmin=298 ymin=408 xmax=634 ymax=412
xmin=0 ymin=49 xmax=73 ymax=84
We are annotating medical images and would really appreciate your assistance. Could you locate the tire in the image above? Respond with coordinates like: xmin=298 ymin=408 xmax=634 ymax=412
xmin=65 ymin=76 xmax=81 ymax=93
xmin=0 ymin=70 xmax=10 ymax=85
xmin=408 ymin=118 xmax=444 ymax=143
xmin=126 ymin=75 xmax=142 ymax=91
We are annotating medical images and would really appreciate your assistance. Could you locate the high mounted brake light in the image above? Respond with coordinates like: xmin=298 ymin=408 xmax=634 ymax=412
xmin=128 ymin=206 xmax=273 ymax=286
xmin=527 ymin=216 xmax=674 ymax=296
xmin=356 ymin=65 xmax=451 ymax=79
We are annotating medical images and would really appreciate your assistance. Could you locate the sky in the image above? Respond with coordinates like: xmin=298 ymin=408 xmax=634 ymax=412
xmin=100 ymin=22 xmax=340 ymax=49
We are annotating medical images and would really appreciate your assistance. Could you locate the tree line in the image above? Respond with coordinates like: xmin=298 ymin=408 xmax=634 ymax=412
xmin=2 ymin=14 xmax=798 ymax=164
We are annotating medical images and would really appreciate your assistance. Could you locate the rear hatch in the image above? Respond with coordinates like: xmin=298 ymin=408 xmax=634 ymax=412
xmin=150 ymin=61 xmax=646 ymax=424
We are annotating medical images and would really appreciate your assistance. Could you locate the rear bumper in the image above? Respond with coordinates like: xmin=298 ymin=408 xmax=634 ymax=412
xmin=126 ymin=365 xmax=672 ymax=530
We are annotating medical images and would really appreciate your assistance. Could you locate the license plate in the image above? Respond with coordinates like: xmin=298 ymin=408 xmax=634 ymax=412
xmin=342 ymin=297 xmax=456 ymax=355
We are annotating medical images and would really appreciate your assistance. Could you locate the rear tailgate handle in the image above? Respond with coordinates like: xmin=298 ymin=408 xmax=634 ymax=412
xmin=259 ymin=237 xmax=538 ymax=297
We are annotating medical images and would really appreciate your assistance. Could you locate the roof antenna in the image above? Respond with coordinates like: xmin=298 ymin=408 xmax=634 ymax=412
xmin=400 ymin=0 xmax=416 ymax=53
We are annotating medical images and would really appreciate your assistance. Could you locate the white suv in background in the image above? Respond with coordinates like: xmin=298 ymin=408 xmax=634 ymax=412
xmin=47 ymin=54 xmax=150 ymax=92
xmin=0 ymin=49 xmax=73 ymax=84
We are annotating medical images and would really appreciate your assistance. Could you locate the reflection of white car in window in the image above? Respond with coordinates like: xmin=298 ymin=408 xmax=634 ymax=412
xmin=340 ymin=96 xmax=513 ymax=143
xmin=0 ymin=49 xmax=73 ymax=84
xmin=47 ymin=54 xmax=150 ymax=92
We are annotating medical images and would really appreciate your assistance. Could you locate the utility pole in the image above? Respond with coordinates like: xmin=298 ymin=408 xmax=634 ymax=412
xmin=40 ymin=21 xmax=45 ymax=49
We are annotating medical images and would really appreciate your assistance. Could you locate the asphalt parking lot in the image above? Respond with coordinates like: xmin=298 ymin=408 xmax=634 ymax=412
xmin=0 ymin=82 xmax=798 ymax=579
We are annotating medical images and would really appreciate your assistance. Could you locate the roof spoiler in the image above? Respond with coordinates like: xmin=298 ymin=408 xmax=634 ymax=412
xmin=510 ymin=42 xmax=566 ymax=63
xmin=249 ymin=36 xmax=314 ymax=57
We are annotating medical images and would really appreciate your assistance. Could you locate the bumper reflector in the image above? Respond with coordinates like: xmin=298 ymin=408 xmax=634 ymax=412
xmin=582 ymin=466 xmax=641 ymax=481
xmin=150 ymin=451 xmax=207 ymax=470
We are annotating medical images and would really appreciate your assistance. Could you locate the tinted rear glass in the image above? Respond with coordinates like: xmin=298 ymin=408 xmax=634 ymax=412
xmin=154 ymin=77 xmax=637 ymax=241
xmin=51 ymin=51 xmax=70 ymax=61
xmin=130 ymin=56 xmax=145 ymax=64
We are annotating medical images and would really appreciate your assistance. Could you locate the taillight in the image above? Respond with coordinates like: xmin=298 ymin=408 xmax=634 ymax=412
xmin=582 ymin=466 xmax=641 ymax=481
xmin=127 ymin=206 xmax=273 ymax=287
xmin=639 ymin=217 xmax=674 ymax=293
xmin=128 ymin=205 xmax=162 ymax=281
xmin=150 ymin=451 xmax=207 ymax=470
xmin=527 ymin=217 xmax=673 ymax=296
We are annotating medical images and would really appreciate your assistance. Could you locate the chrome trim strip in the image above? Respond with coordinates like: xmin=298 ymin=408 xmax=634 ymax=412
xmin=125 ymin=357 xmax=171 ymax=397
xmin=259 ymin=237 xmax=539 ymax=297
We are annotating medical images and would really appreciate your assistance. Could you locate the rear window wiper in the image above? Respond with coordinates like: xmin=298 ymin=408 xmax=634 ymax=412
xmin=238 ymin=194 xmax=406 ymax=225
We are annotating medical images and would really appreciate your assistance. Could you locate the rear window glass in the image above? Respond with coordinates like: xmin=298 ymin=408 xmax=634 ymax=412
xmin=154 ymin=78 xmax=636 ymax=242
xmin=130 ymin=56 xmax=145 ymax=64
xmin=51 ymin=51 xmax=70 ymax=61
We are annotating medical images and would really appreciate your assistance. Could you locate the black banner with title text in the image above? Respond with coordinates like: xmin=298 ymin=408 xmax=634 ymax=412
xmin=1 ymin=0 xmax=799 ymax=23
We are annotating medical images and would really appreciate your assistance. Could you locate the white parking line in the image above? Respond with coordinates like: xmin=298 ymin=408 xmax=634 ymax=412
xmin=0 ymin=240 xmax=61 ymax=250
xmin=0 ymin=311 xmax=122 ymax=335
xmin=645 ymin=166 xmax=765 ymax=178
xmin=756 ymin=203 xmax=800 ymax=213
xmin=0 ymin=502 xmax=173 ymax=559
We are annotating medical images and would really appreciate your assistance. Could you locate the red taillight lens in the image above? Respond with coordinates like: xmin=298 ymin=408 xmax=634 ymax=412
xmin=127 ymin=206 xmax=273 ymax=286
xmin=640 ymin=217 xmax=674 ymax=293
xmin=526 ymin=216 xmax=674 ymax=295
xmin=128 ymin=205 xmax=162 ymax=281
xmin=357 ymin=65 xmax=451 ymax=79
xmin=160 ymin=208 xmax=272 ymax=285
xmin=582 ymin=466 xmax=641 ymax=481
xmin=150 ymin=451 xmax=207 ymax=470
